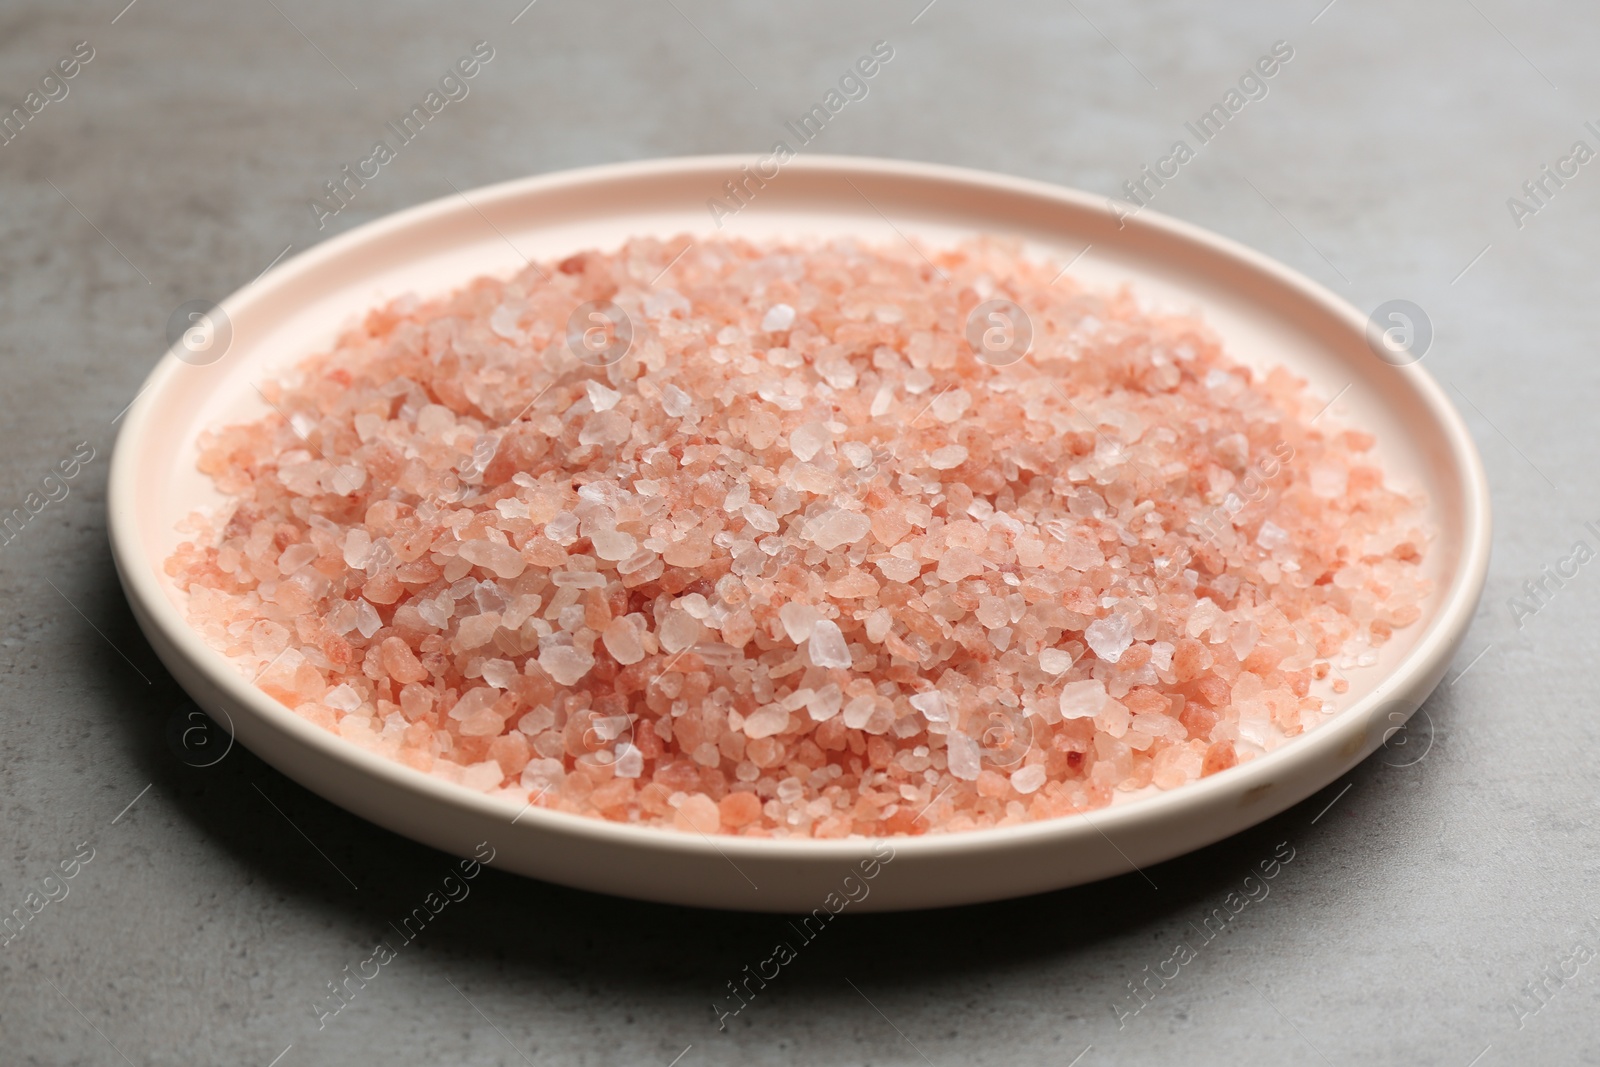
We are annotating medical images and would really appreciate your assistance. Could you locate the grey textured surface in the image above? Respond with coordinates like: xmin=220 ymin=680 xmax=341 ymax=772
xmin=0 ymin=1 xmax=1595 ymax=1064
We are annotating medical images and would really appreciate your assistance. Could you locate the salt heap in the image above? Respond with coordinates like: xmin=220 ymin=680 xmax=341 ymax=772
xmin=166 ymin=236 xmax=1430 ymax=838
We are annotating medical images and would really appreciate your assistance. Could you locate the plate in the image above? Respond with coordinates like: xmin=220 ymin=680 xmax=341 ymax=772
xmin=107 ymin=156 xmax=1491 ymax=912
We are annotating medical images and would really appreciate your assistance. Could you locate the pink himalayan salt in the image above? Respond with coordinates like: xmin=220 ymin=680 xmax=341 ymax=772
xmin=164 ymin=235 xmax=1430 ymax=840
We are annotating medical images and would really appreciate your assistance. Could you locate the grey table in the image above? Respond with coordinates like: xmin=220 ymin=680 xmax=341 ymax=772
xmin=2 ymin=1 xmax=1594 ymax=1064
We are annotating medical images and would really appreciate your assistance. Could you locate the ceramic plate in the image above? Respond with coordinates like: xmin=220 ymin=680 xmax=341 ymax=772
xmin=107 ymin=156 xmax=1490 ymax=911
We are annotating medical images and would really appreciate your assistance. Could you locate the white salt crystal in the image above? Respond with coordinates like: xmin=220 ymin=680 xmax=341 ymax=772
xmin=354 ymin=598 xmax=382 ymax=639
xmin=929 ymin=445 xmax=968 ymax=470
xmin=539 ymin=645 xmax=594 ymax=685
xmin=658 ymin=609 xmax=704 ymax=653
xmin=865 ymin=608 xmax=892 ymax=643
xmin=870 ymin=385 xmax=895 ymax=417
xmin=551 ymin=570 xmax=606 ymax=588
xmin=1238 ymin=709 xmax=1272 ymax=748
xmin=417 ymin=594 xmax=453 ymax=629
xmin=584 ymin=379 xmax=622 ymax=411
xmin=661 ymin=384 xmax=694 ymax=417
xmin=843 ymin=695 xmax=876 ymax=730
xmin=480 ymin=658 xmax=518 ymax=689
xmin=742 ymin=502 xmax=779 ymax=533
xmin=324 ymin=684 xmax=361 ymax=712
xmin=643 ymin=287 xmax=689 ymax=319
xmin=449 ymin=686 xmax=500 ymax=722
xmin=1039 ymin=648 xmax=1075 ymax=675
xmin=840 ymin=441 xmax=874 ymax=469
xmin=1010 ymin=764 xmax=1047 ymax=795
xmin=590 ymin=714 xmax=631 ymax=742
xmin=579 ymin=410 xmax=632 ymax=447
xmin=1256 ymin=521 xmax=1291 ymax=551
xmin=590 ymin=527 xmax=637 ymax=561
xmin=489 ymin=304 xmax=524 ymax=340
xmin=807 ymin=509 xmax=871 ymax=550
xmin=617 ymin=548 xmax=657 ymax=575
xmin=807 ymin=683 xmax=843 ymax=721
xmin=458 ymin=540 xmax=526 ymax=579
xmin=521 ymin=757 xmax=565 ymax=791
xmin=1230 ymin=622 xmax=1260 ymax=661
xmin=1059 ymin=679 xmax=1107 ymax=719
xmin=342 ymin=529 xmax=371 ymax=569
xmin=328 ymin=600 xmax=360 ymax=635
xmin=461 ymin=761 xmax=505 ymax=792
xmin=277 ymin=543 xmax=317 ymax=575
xmin=779 ymin=602 xmax=820 ymax=643
xmin=909 ymin=690 xmax=948 ymax=723
xmin=1186 ymin=597 xmax=1222 ymax=638
xmin=744 ymin=704 xmax=790 ymax=738
xmin=976 ymin=595 xmax=1009 ymax=630
xmin=417 ymin=404 xmax=455 ymax=434
xmin=1097 ymin=698 xmax=1131 ymax=738
xmin=947 ymin=731 xmax=981 ymax=780
xmin=806 ymin=618 xmax=851 ymax=668
xmin=780 ymin=687 xmax=814 ymax=712
xmin=931 ymin=388 xmax=971 ymax=422
xmin=545 ymin=512 xmax=580 ymax=544
xmin=602 ymin=618 xmax=645 ymax=664
xmin=816 ymin=358 xmax=857 ymax=389
xmin=762 ymin=303 xmax=796 ymax=332
xmin=722 ymin=483 xmax=750 ymax=512
xmin=789 ymin=421 xmax=831 ymax=461
xmin=1085 ymin=613 xmax=1133 ymax=663
xmin=612 ymin=742 xmax=643 ymax=778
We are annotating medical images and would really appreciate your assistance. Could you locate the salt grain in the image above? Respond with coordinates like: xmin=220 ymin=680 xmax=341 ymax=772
xmin=1059 ymin=679 xmax=1107 ymax=720
xmin=807 ymin=618 xmax=852 ymax=668
xmin=779 ymin=602 xmax=820 ymax=643
xmin=761 ymin=303 xmax=796 ymax=332
xmin=538 ymin=645 xmax=594 ymax=685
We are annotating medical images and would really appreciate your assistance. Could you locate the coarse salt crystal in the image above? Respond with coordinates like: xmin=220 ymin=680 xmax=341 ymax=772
xmin=806 ymin=618 xmax=851 ymax=668
xmin=779 ymin=602 xmax=820 ymax=643
xmin=660 ymin=384 xmax=694 ymax=418
xmin=1010 ymin=764 xmax=1047 ymax=794
xmin=590 ymin=527 xmax=637 ymax=561
xmin=1039 ymin=648 xmax=1075 ymax=675
xmin=353 ymin=599 xmax=382 ymax=639
xmin=909 ymin=691 xmax=948 ymax=723
xmin=602 ymin=617 xmax=645 ymax=664
xmin=807 ymin=683 xmax=843 ymax=721
xmin=789 ymin=421 xmax=831 ymax=461
xmin=538 ymin=645 xmax=594 ymax=685
xmin=761 ymin=303 xmax=796 ymax=332
xmin=807 ymin=509 xmax=870 ymax=550
xmin=584 ymin=380 xmax=622 ymax=412
xmin=744 ymin=704 xmax=790 ymax=739
xmin=1085 ymin=613 xmax=1134 ymax=663
xmin=947 ymin=731 xmax=981 ymax=780
xmin=931 ymin=388 xmax=971 ymax=422
xmin=579 ymin=410 xmax=632 ymax=447
xmin=1059 ymin=679 xmax=1107 ymax=720
xmin=324 ymin=684 xmax=361 ymax=712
